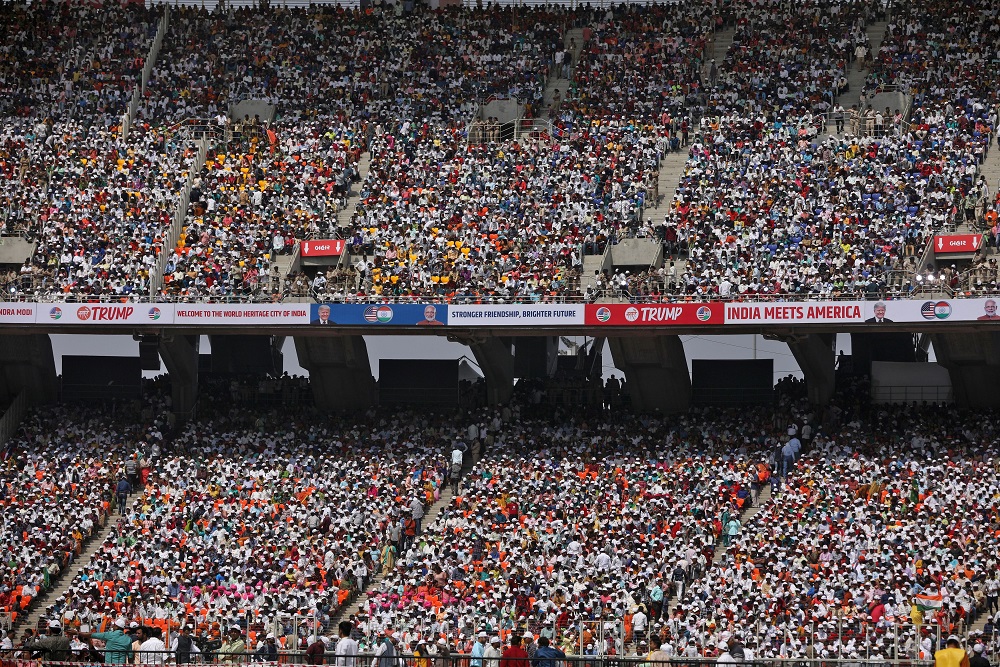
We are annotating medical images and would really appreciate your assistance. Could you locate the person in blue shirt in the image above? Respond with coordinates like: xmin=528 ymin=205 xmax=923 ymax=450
xmin=471 ymin=632 xmax=487 ymax=667
xmin=115 ymin=475 xmax=132 ymax=516
xmin=532 ymin=637 xmax=565 ymax=667
xmin=74 ymin=617 xmax=134 ymax=665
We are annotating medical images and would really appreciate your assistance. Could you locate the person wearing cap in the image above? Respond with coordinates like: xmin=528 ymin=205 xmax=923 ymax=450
xmin=21 ymin=620 xmax=72 ymax=662
xmin=335 ymin=621 xmax=358 ymax=667
xmin=73 ymin=617 xmax=133 ymax=664
xmin=434 ymin=638 xmax=451 ymax=667
xmin=471 ymin=632 xmax=487 ymax=667
xmin=305 ymin=633 xmax=327 ymax=665
xmin=255 ymin=633 xmax=278 ymax=663
xmin=936 ymin=636 xmax=970 ymax=667
xmin=370 ymin=629 xmax=398 ymax=667
xmin=971 ymin=644 xmax=989 ymax=667
xmin=483 ymin=637 xmax=502 ymax=667
xmin=220 ymin=627 xmax=247 ymax=665
xmin=522 ymin=632 xmax=538 ymax=661
xmin=171 ymin=625 xmax=200 ymax=665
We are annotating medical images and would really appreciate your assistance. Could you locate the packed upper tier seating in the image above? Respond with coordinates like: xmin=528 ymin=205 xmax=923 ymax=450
xmin=0 ymin=0 xmax=158 ymax=123
xmin=706 ymin=0 xmax=872 ymax=117
xmin=658 ymin=0 xmax=998 ymax=299
xmin=560 ymin=3 xmax=717 ymax=124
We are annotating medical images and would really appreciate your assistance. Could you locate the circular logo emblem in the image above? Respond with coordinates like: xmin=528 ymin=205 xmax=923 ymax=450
xmin=624 ymin=307 xmax=640 ymax=322
xmin=920 ymin=301 xmax=951 ymax=320
xmin=697 ymin=306 xmax=712 ymax=322
xmin=76 ymin=306 xmax=92 ymax=321
xmin=49 ymin=307 xmax=62 ymax=321
xmin=595 ymin=307 xmax=611 ymax=323
xmin=148 ymin=307 xmax=161 ymax=321
xmin=376 ymin=306 xmax=394 ymax=323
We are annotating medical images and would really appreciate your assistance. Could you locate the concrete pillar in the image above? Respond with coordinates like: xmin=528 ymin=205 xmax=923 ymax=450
xmin=608 ymin=336 xmax=690 ymax=413
xmin=159 ymin=335 xmax=199 ymax=421
xmin=931 ymin=332 xmax=1000 ymax=408
xmin=293 ymin=335 xmax=375 ymax=412
xmin=0 ymin=334 xmax=58 ymax=405
xmin=783 ymin=333 xmax=836 ymax=406
xmin=457 ymin=336 xmax=515 ymax=406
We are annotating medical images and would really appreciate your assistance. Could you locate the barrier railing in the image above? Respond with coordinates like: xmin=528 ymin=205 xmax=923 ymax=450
xmin=0 ymin=650 xmax=946 ymax=667
xmin=150 ymin=137 xmax=211 ymax=297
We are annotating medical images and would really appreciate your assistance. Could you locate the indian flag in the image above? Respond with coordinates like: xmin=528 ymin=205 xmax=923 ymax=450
xmin=915 ymin=593 xmax=943 ymax=612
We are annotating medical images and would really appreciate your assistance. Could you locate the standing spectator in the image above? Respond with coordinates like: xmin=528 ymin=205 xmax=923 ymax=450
xmin=220 ymin=627 xmax=247 ymax=665
xmin=21 ymin=621 xmax=71 ymax=661
xmin=335 ymin=622 xmax=358 ymax=667
xmin=73 ymin=617 xmax=132 ymax=664
xmin=501 ymin=636 xmax=530 ymax=667
xmin=171 ymin=626 xmax=200 ymax=664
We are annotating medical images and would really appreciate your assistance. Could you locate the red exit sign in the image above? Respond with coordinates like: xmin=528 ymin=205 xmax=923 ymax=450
xmin=301 ymin=239 xmax=346 ymax=257
xmin=934 ymin=234 xmax=983 ymax=253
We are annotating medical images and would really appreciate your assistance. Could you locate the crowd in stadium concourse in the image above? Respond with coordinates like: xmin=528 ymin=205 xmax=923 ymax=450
xmin=2 ymin=372 xmax=1000 ymax=662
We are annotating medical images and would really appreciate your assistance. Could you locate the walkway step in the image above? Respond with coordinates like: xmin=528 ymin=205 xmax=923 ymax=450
xmin=12 ymin=511 xmax=124 ymax=634
xmin=330 ymin=486 xmax=456 ymax=628
xmin=336 ymin=152 xmax=371 ymax=229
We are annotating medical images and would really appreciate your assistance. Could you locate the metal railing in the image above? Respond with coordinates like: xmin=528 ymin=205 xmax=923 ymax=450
xmin=150 ymin=137 xmax=211 ymax=297
xmin=0 ymin=650 xmax=945 ymax=667
xmin=871 ymin=384 xmax=953 ymax=403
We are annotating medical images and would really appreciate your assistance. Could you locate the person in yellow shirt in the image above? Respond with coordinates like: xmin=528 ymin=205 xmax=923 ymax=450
xmin=936 ymin=636 xmax=970 ymax=667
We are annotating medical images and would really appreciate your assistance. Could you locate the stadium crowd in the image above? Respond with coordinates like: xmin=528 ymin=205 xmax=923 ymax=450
xmin=2 ymin=371 xmax=998 ymax=662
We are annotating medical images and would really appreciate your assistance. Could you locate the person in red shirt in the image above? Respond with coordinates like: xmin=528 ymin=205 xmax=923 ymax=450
xmin=501 ymin=636 xmax=530 ymax=667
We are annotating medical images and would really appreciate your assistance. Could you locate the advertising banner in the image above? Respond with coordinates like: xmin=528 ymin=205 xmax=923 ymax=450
xmin=313 ymin=303 xmax=448 ymax=326
xmin=301 ymin=239 xmax=346 ymax=257
xmin=43 ymin=303 xmax=175 ymax=325
xmin=449 ymin=304 xmax=584 ymax=326
xmin=933 ymin=234 xmax=983 ymax=254
xmin=585 ymin=303 xmax=725 ymax=326
xmin=173 ymin=304 xmax=309 ymax=325
xmin=0 ymin=303 xmax=37 ymax=324
xmin=874 ymin=297 xmax=1000 ymax=323
xmin=724 ymin=301 xmax=867 ymax=325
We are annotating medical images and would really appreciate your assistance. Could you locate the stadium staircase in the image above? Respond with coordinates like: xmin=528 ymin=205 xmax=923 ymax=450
xmin=335 ymin=152 xmax=372 ymax=231
xmin=329 ymin=485 xmax=457 ymax=627
xmin=831 ymin=20 xmax=889 ymax=121
xmin=541 ymin=28 xmax=585 ymax=113
xmin=657 ymin=485 xmax=772 ymax=623
xmin=12 ymin=512 xmax=125 ymax=635
xmin=979 ymin=144 xmax=1000 ymax=210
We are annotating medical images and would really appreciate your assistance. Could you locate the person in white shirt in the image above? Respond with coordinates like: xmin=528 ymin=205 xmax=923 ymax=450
xmin=138 ymin=626 xmax=167 ymax=665
xmin=335 ymin=621 xmax=358 ymax=667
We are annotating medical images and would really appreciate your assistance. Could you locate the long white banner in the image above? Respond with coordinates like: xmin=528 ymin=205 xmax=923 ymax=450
xmin=448 ymin=304 xmax=584 ymax=326
xmin=0 ymin=298 xmax=995 ymax=326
